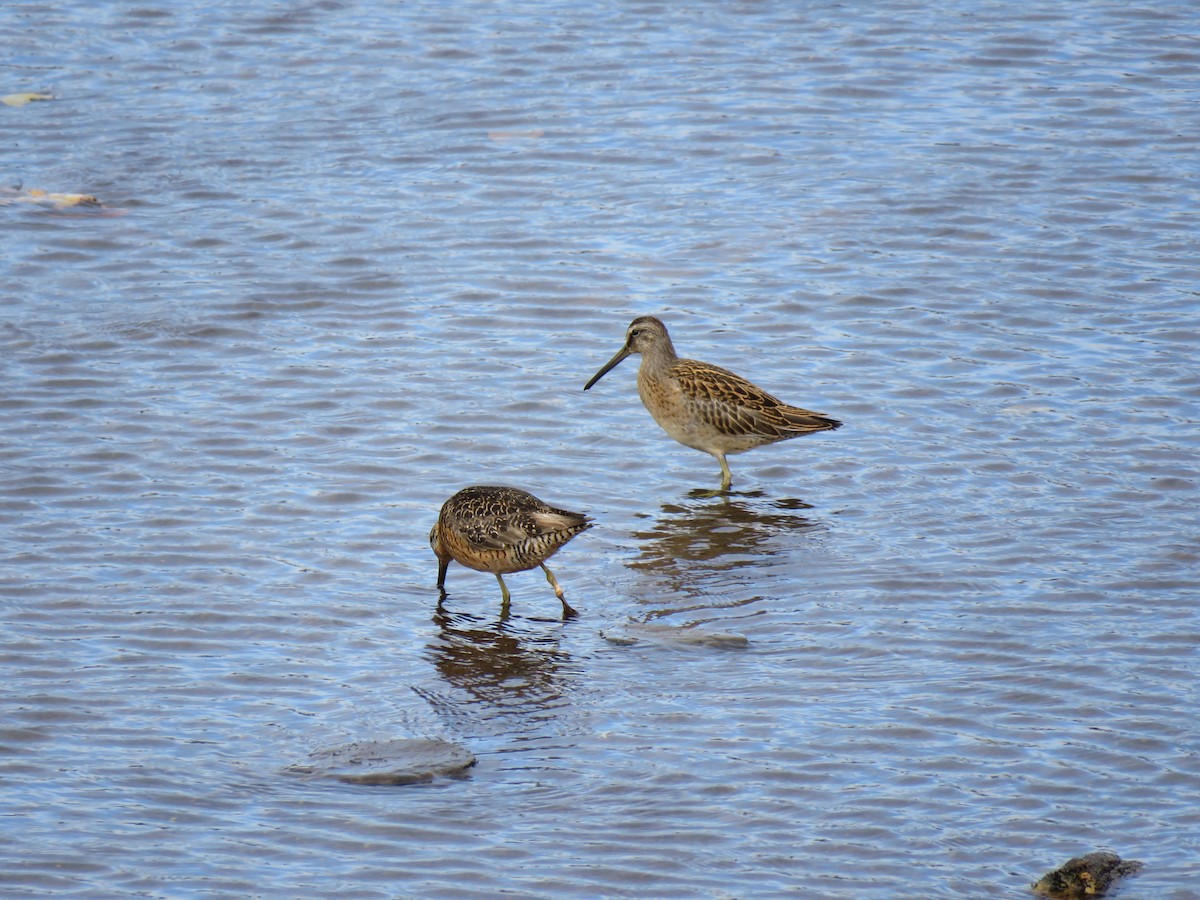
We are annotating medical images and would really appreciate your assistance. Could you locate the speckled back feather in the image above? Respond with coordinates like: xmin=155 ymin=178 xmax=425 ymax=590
xmin=431 ymin=486 xmax=593 ymax=576
xmin=672 ymin=358 xmax=841 ymax=443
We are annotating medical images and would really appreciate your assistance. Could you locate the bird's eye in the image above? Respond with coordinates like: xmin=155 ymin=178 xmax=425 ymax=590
xmin=630 ymin=328 xmax=641 ymax=337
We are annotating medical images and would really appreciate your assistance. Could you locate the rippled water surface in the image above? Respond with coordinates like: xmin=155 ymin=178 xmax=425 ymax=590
xmin=2 ymin=1 xmax=1198 ymax=896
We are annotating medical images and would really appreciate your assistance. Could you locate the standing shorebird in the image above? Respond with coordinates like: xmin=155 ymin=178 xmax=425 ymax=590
xmin=429 ymin=486 xmax=593 ymax=616
xmin=583 ymin=316 xmax=841 ymax=491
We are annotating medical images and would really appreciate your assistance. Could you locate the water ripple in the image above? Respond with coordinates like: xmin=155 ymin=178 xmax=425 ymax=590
xmin=1 ymin=0 xmax=1197 ymax=896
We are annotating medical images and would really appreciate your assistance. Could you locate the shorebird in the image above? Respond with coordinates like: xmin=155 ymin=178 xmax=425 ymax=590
xmin=583 ymin=316 xmax=841 ymax=491
xmin=429 ymin=486 xmax=593 ymax=615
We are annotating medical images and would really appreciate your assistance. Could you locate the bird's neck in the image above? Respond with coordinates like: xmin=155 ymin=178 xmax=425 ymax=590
xmin=638 ymin=341 xmax=678 ymax=378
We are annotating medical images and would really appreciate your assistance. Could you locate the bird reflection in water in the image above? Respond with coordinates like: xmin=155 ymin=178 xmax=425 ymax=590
xmin=629 ymin=491 xmax=822 ymax=598
xmin=419 ymin=604 xmax=572 ymax=720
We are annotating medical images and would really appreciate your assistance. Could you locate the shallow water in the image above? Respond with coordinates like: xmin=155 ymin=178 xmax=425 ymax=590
xmin=2 ymin=0 xmax=1198 ymax=896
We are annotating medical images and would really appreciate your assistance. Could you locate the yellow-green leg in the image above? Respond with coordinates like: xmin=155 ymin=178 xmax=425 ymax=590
xmin=717 ymin=453 xmax=733 ymax=492
xmin=541 ymin=563 xmax=565 ymax=600
xmin=495 ymin=573 xmax=512 ymax=607
xmin=541 ymin=563 xmax=577 ymax=617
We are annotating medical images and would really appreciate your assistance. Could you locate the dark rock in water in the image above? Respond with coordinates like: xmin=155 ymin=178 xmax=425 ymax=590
xmin=287 ymin=738 xmax=476 ymax=786
xmin=1032 ymin=851 xmax=1143 ymax=898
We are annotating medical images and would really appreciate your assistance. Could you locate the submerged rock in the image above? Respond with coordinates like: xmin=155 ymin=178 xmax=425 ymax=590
xmin=0 ymin=186 xmax=126 ymax=215
xmin=601 ymin=621 xmax=749 ymax=649
xmin=1032 ymin=851 xmax=1143 ymax=898
xmin=287 ymin=738 xmax=476 ymax=786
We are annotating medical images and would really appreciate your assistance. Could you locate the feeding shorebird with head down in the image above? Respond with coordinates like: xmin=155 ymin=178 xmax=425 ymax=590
xmin=583 ymin=316 xmax=841 ymax=492
xmin=429 ymin=485 xmax=593 ymax=616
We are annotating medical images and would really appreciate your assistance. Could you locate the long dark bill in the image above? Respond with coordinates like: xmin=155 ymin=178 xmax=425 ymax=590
xmin=583 ymin=344 xmax=632 ymax=391
xmin=436 ymin=558 xmax=449 ymax=591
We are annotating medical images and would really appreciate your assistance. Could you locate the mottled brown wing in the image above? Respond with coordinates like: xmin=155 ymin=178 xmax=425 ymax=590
xmin=674 ymin=359 xmax=834 ymax=439
xmin=456 ymin=510 xmax=538 ymax=551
